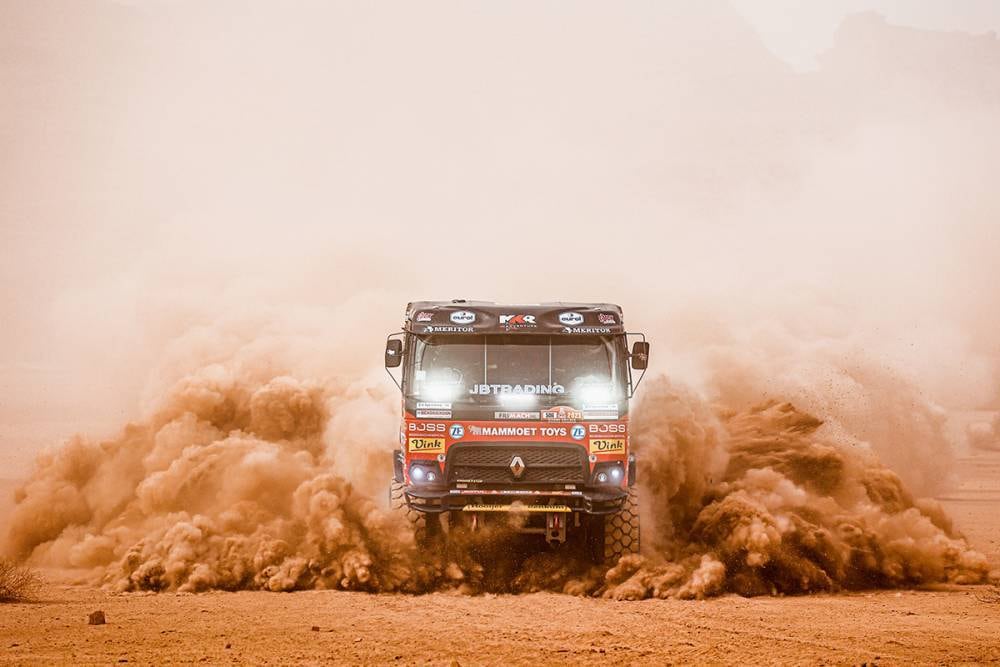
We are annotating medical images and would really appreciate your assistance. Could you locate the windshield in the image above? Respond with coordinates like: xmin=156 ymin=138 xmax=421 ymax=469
xmin=406 ymin=334 xmax=624 ymax=405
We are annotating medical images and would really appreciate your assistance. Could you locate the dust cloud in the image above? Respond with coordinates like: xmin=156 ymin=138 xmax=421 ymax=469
xmin=2 ymin=332 xmax=991 ymax=598
xmin=968 ymin=416 xmax=1000 ymax=452
xmin=3 ymin=361 xmax=441 ymax=593
xmin=2 ymin=3 xmax=1000 ymax=599
xmin=605 ymin=379 xmax=990 ymax=599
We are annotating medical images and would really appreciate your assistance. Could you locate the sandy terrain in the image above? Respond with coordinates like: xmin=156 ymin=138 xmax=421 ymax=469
xmin=0 ymin=454 xmax=997 ymax=665
xmin=1 ymin=583 xmax=999 ymax=665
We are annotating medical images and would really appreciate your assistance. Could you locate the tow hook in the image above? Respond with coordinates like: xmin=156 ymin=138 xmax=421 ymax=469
xmin=545 ymin=512 xmax=566 ymax=545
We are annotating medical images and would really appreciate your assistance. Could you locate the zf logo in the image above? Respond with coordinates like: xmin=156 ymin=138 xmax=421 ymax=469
xmin=449 ymin=424 xmax=464 ymax=439
xmin=570 ymin=424 xmax=586 ymax=440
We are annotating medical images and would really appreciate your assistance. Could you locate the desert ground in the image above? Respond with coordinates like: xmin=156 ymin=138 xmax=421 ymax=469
xmin=2 ymin=455 xmax=999 ymax=666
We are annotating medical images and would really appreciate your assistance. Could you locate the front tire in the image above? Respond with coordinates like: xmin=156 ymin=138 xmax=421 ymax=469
xmin=603 ymin=489 xmax=640 ymax=564
xmin=389 ymin=481 xmax=427 ymax=544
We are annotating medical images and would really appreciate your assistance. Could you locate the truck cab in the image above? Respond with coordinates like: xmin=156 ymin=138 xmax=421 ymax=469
xmin=384 ymin=300 xmax=649 ymax=562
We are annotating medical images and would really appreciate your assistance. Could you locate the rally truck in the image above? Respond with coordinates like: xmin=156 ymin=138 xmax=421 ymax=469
xmin=384 ymin=300 xmax=649 ymax=563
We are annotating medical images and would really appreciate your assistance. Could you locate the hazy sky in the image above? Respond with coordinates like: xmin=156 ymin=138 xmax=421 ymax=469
xmin=733 ymin=0 xmax=1000 ymax=69
xmin=1 ymin=1 xmax=998 ymax=476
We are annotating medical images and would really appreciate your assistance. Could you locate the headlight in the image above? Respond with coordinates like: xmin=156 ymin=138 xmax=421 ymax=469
xmin=420 ymin=382 xmax=460 ymax=402
xmin=591 ymin=462 xmax=625 ymax=486
xmin=409 ymin=464 xmax=439 ymax=484
xmin=578 ymin=384 xmax=614 ymax=404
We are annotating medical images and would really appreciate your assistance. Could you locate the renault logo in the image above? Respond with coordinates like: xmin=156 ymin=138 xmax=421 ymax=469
xmin=509 ymin=455 xmax=525 ymax=479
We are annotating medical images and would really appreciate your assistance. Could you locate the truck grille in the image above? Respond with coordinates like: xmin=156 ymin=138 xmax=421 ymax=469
xmin=446 ymin=443 xmax=587 ymax=484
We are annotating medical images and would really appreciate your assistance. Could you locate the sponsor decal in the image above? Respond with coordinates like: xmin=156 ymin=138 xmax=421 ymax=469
xmin=409 ymin=422 xmax=447 ymax=432
xmin=461 ymin=504 xmax=572 ymax=513
xmin=500 ymin=314 xmax=537 ymax=329
xmin=424 ymin=325 xmax=474 ymax=333
xmin=447 ymin=421 xmax=628 ymax=441
xmin=562 ymin=326 xmax=612 ymax=334
xmin=469 ymin=383 xmax=564 ymax=395
xmin=407 ymin=436 xmax=445 ymax=453
xmin=583 ymin=412 xmax=619 ymax=420
xmin=494 ymin=411 xmax=541 ymax=420
xmin=583 ymin=403 xmax=619 ymax=419
xmin=582 ymin=403 xmax=617 ymax=411
xmin=598 ymin=313 xmax=617 ymax=325
xmin=416 ymin=402 xmax=452 ymax=410
xmin=589 ymin=423 xmax=626 ymax=434
xmin=449 ymin=424 xmax=465 ymax=439
xmin=589 ymin=438 xmax=625 ymax=454
xmin=450 ymin=488 xmax=584 ymax=496
xmin=542 ymin=406 xmax=584 ymax=421
xmin=415 ymin=311 xmax=433 ymax=322
xmin=468 ymin=425 xmax=540 ymax=437
xmin=416 ymin=409 xmax=452 ymax=419
xmin=465 ymin=425 xmax=569 ymax=438
xmin=450 ymin=310 xmax=476 ymax=324
xmin=558 ymin=312 xmax=584 ymax=326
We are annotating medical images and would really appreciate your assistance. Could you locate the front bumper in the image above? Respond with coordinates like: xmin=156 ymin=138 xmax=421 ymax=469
xmin=404 ymin=485 xmax=629 ymax=515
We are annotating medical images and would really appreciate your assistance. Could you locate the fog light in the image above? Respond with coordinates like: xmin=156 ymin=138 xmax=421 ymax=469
xmin=411 ymin=466 xmax=426 ymax=482
xmin=610 ymin=466 xmax=623 ymax=481
xmin=596 ymin=472 xmax=609 ymax=484
xmin=427 ymin=471 xmax=437 ymax=482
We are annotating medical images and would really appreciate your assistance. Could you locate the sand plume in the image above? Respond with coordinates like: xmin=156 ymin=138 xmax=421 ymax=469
xmin=604 ymin=388 xmax=990 ymax=599
xmin=1 ymin=345 xmax=991 ymax=596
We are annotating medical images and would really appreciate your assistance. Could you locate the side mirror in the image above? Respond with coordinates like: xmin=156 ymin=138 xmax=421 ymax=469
xmin=385 ymin=339 xmax=403 ymax=368
xmin=630 ymin=341 xmax=649 ymax=370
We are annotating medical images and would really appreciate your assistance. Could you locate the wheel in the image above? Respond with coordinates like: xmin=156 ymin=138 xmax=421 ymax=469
xmin=603 ymin=489 xmax=640 ymax=564
xmin=389 ymin=481 xmax=427 ymax=544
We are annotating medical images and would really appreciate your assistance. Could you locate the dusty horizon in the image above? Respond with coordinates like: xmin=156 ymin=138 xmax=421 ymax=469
xmin=2 ymin=2 xmax=999 ymax=478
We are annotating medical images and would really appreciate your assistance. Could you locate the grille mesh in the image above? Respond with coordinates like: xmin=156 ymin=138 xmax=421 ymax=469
xmin=447 ymin=444 xmax=586 ymax=484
